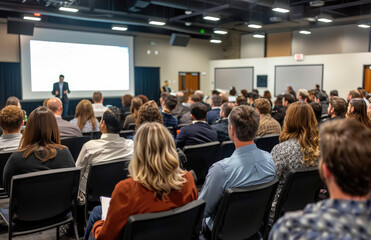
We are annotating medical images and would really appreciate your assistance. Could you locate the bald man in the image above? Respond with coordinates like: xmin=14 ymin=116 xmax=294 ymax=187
xmin=47 ymin=98 xmax=82 ymax=138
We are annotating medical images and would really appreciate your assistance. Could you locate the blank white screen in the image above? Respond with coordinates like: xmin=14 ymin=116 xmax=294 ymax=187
xmin=215 ymin=67 xmax=254 ymax=92
xmin=21 ymin=28 xmax=134 ymax=100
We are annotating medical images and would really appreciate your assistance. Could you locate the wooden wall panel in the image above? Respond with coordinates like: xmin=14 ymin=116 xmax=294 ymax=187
xmin=266 ymin=32 xmax=292 ymax=57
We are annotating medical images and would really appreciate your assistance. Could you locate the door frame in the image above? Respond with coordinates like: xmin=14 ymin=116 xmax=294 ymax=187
xmin=178 ymin=72 xmax=200 ymax=91
xmin=362 ymin=64 xmax=371 ymax=89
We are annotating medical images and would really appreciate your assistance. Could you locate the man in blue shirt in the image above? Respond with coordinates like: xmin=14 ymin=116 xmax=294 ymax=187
xmin=161 ymin=95 xmax=178 ymax=128
xmin=269 ymin=119 xmax=371 ymax=240
xmin=199 ymin=105 xmax=276 ymax=235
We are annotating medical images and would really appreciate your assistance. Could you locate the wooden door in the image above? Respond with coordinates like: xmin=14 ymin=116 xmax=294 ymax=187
xmin=179 ymin=72 xmax=200 ymax=101
xmin=364 ymin=66 xmax=371 ymax=93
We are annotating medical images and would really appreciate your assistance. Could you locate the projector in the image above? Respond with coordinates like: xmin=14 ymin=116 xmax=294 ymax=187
xmin=309 ymin=0 xmax=325 ymax=7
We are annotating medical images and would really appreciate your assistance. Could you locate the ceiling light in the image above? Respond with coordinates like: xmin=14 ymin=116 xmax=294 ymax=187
xmin=203 ymin=14 xmax=220 ymax=21
xmin=272 ymin=7 xmax=290 ymax=13
xmin=358 ymin=24 xmax=370 ymax=28
xmin=213 ymin=28 xmax=228 ymax=35
xmin=210 ymin=39 xmax=222 ymax=44
xmin=317 ymin=14 xmax=333 ymax=23
xmin=299 ymin=30 xmax=311 ymax=34
xmin=23 ymin=15 xmax=41 ymax=21
xmin=247 ymin=23 xmax=262 ymax=29
xmin=185 ymin=10 xmax=192 ymax=15
xmin=253 ymin=33 xmax=265 ymax=38
xmin=59 ymin=7 xmax=79 ymax=13
xmin=112 ymin=25 xmax=128 ymax=31
xmin=149 ymin=18 xmax=166 ymax=26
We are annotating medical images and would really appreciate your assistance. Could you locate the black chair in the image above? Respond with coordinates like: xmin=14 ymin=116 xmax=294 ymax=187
xmin=122 ymin=199 xmax=205 ymax=240
xmin=119 ymin=130 xmax=135 ymax=138
xmin=211 ymin=178 xmax=279 ymax=240
xmin=182 ymin=142 xmax=221 ymax=186
xmin=85 ymin=159 xmax=130 ymax=223
xmin=128 ymin=123 xmax=136 ymax=130
xmin=220 ymin=141 xmax=235 ymax=160
xmin=82 ymin=131 xmax=102 ymax=140
xmin=0 ymin=168 xmax=81 ymax=240
xmin=61 ymin=115 xmax=74 ymax=121
xmin=273 ymin=166 xmax=323 ymax=223
xmin=0 ymin=152 xmax=13 ymax=198
xmin=255 ymin=134 xmax=280 ymax=152
xmin=61 ymin=136 xmax=91 ymax=161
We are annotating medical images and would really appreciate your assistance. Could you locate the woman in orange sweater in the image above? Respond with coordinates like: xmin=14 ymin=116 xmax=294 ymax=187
xmin=84 ymin=122 xmax=198 ymax=240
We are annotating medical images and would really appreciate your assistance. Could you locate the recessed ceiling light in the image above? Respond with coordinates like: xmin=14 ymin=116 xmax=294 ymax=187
xmin=358 ymin=24 xmax=370 ymax=28
xmin=112 ymin=25 xmax=128 ymax=31
xmin=23 ymin=15 xmax=41 ymax=21
xmin=210 ymin=39 xmax=222 ymax=43
xmin=149 ymin=18 xmax=166 ymax=26
xmin=203 ymin=14 xmax=220 ymax=21
xmin=272 ymin=7 xmax=290 ymax=13
xmin=317 ymin=14 xmax=333 ymax=23
xmin=247 ymin=23 xmax=262 ymax=29
xmin=185 ymin=22 xmax=192 ymax=26
xmin=214 ymin=28 xmax=228 ymax=35
xmin=59 ymin=7 xmax=79 ymax=13
xmin=253 ymin=33 xmax=265 ymax=38
xmin=299 ymin=30 xmax=311 ymax=34
xmin=185 ymin=10 xmax=192 ymax=15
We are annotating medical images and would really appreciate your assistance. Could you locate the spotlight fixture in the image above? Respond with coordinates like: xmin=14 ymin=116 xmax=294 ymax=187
xmin=317 ymin=14 xmax=333 ymax=23
xmin=23 ymin=15 xmax=41 ymax=21
xmin=272 ymin=7 xmax=290 ymax=13
xmin=59 ymin=7 xmax=79 ymax=13
xmin=210 ymin=39 xmax=222 ymax=43
xmin=358 ymin=24 xmax=370 ymax=28
xmin=148 ymin=17 xmax=166 ymax=26
xmin=299 ymin=30 xmax=311 ymax=34
xmin=111 ymin=24 xmax=128 ymax=31
xmin=203 ymin=14 xmax=221 ymax=21
xmin=213 ymin=28 xmax=228 ymax=35
xmin=253 ymin=33 xmax=265 ymax=38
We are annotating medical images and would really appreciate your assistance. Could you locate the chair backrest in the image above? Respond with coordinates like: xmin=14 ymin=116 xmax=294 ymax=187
xmin=9 ymin=168 xmax=80 ymax=222
xmin=128 ymin=123 xmax=136 ymax=130
xmin=85 ymin=159 xmax=129 ymax=209
xmin=0 ymin=152 xmax=13 ymax=190
xmin=220 ymin=141 xmax=235 ymax=160
xmin=274 ymin=166 xmax=323 ymax=222
xmin=120 ymin=130 xmax=135 ymax=138
xmin=255 ymin=134 xmax=280 ymax=152
xmin=61 ymin=136 xmax=91 ymax=161
xmin=123 ymin=199 xmax=205 ymax=240
xmin=211 ymin=178 xmax=279 ymax=240
xmin=182 ymin=141 xmax=221 ymax=186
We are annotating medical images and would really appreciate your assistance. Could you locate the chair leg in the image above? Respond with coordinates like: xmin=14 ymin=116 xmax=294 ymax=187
xmin=73 ymin=219 xmax=80 ymax=239
xmin=56 ymin=226 xmax=60 ymax=240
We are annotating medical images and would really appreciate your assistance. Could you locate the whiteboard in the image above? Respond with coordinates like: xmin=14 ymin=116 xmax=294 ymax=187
xmin=215 ymin=67 xmax=254 ymax=92
xmin=274 ymin=65 xmax=323 ymax=96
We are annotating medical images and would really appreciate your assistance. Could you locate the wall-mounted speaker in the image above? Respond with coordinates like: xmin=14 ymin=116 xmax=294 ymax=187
xmin=169 ymin=33 xmax=191 ymax=47
xmin=7 ymin=20 xmax=34 ymax=36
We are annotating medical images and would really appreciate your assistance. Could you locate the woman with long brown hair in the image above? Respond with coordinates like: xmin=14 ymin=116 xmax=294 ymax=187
xmin=70 ymin=99 xmax=99 ymax=132
xmin=3 ymin=106 xmax=75 ymax=193
xmin=84 ymin=122 xmax=197 ymax=240
xmin=269 ymin=101 xmax=320 ymax=218
xmin=346 ymin=98 xmax=371 ymax=128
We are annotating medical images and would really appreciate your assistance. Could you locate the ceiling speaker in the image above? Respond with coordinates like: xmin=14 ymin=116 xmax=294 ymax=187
xmin=7 ymin=20 xmax=34 ymax=36
xmin=169 ymin=33 xmax=190 ymax=47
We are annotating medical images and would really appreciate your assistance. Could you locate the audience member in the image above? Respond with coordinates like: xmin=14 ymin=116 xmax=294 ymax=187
xmin=346 ymin=98 xmax=371 ymax=128
xmin=123 ymin=97 xmax=142 ymax=129
xmin=199 ymin=105 xmax=275 ymax=236
xmin=252 ymin=89 xmax=260 ymax=96
xmin=160 ymin=80 xmax=171 ymax=93
xmin=76 ymin=106 xmax=134 ymax=204
xmin=206 ymin=95 xmax=222 ymax=124
xmin=286 ymin=86 xmax=297 ymax=101
xmin=282 ymin=93 xmax=295 ymax=107
xmin=176 ymin=102 xmax=217 ymax=149
xmin=347 ymin=89 xmax=361 ymax=102
xmin=136 ymin=94 xmax=149 ymax=104
xmin=0 ymin=106 xmax=24 ymax=153
xmin=235 ymin=96 xmax=247 ymax=106
xmin=211 ymin=103 xmax=232 ymax=142
xmin=247 ymin=92 xmax=258 ymax=106
xmin=270 ymin=102 xmax=320 ymax=218
xmin=327 ymin=97 xmax=347 ymax=121
xmin=70 ymin=99 xmax=99 ymax=133
xmin=172 ymin=91 xmax=189 ymax=119
xmin=272 ymin=94 xmax=285 ymax=126
xmin=358 ymin=88 xmax=370 ymax=107
xmin=179 ymin=94 xmax=202 ymax=125
xmin=255 ymin=98 xmax=281 ymax=136
xmin=47 ymin=98 xmax=82 ymax=137
xmin=297 ymin=89 xmax=310 ymax=102
xmin=136 ymin=101 xmax=163 ymax=129
xmin=220 ymin=94 xmax=228 ymax=104
xmin=6 ymin=96 xmax=21 ymax=108
xmin=3 ymin=106 xmax=75 ymax=193
xmin=317 ymin=91 xmax=329 ymax=114
xmin=85 ymin=122 xmax=197 ymax=240
xmin=310 ymin=102 xmax=323 ymax=125
xmin=91 ymin=91 xmax=107 ymax=118
xmin=159 ymin=92 xmax=169 ymax=111
xmin=229 ymin=86 xmax=237 ymax=96
xmin=263 ymin=90 xmax=273 ymax=107
xmin=270 ymin=119 xmax=371 ymax=239
xmin=195 ymin=90 xmax=211 ymax=111
xmin=121 ymin=94 xmax=133 ymax=114
xmin=329 ymin=90 xmax=338 ymax=100
xmin=161 ymin=95 xmax=178 ymax=128
xmin=240 ymin=89 xmax=248 ymax=98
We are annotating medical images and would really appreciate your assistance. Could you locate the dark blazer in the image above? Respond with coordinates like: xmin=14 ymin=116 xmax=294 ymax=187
xmin=211 ymin=118 xmax=230 ymax=142
xmin=52 ymin=82 xmax=70 ymax=102
xmin=206 ymin=108 xmax=220 ymax=124
xmin=175 ymin=122 xmax=218 ymax=149
xmin=162 ymin=86 xmax=171 ymax=93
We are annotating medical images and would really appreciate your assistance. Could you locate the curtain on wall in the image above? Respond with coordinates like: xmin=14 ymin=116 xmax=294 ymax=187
xmin=0 ymin=62 xmax=22 ymax=108
xmin=134 ymin=67 xmax=160 ymax=101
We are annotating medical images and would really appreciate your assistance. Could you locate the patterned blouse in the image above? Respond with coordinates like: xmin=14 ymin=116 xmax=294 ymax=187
xmin=70 ymin=118 xmax=100 ymax=133
xmin=270 ymin=139 xmax=318 ymax=218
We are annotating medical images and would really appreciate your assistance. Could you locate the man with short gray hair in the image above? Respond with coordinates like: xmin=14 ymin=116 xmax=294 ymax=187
xmin=199 ymin=105 xmax=276 ymax=237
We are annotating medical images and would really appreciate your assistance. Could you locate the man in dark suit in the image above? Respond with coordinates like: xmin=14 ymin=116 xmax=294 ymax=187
xmin=211 ymin=103 xmax=232 ymax=142
xmin=175 ymin=102 xmax=218 ymax=149
xmin=160 ymin=80 xmax=171 ymax=93
xmin=52 ymin=74 xmax=70 ymax=116
xmin=206 ymin=95 xmax=222 ymax=124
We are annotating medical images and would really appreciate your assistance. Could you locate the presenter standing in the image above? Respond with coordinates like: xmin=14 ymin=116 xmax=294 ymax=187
xmin=160 ymin=80 xmax=171 ymax=93
xmin=52 ymin=74 xmax=70 ymax=116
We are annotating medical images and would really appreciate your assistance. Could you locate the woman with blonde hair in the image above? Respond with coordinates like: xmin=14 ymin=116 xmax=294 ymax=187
xmin=269 ymin=101 xmax=320 ymax=218
xmin=84 ymin=122 xmax=197 ymax=240
xmin=70 ymin=99 xmax=99 ymax=132
xmin=3 ymin=106 xmax=75 ymax=193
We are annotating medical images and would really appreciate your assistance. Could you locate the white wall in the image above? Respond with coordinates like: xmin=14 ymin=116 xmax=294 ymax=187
xmin=240 ymin=34 xmax=265 ymax=58
xmin=209 ymin=52 xmax=371 ymax=99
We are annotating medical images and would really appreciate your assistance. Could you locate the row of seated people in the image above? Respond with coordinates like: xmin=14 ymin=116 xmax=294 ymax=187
xmin=0 ymin=89 xmax=370 ymax=239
